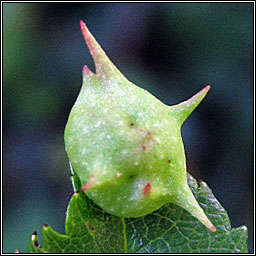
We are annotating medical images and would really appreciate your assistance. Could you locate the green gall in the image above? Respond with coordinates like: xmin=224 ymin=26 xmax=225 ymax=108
xmin=64 ymin=21 xmax=216 ymax=233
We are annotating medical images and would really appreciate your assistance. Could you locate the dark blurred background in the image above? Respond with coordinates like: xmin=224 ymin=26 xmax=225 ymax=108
xmin=3 ymin=2 xmax=254 ymax=253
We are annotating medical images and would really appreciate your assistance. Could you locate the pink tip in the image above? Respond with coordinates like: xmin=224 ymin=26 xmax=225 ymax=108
xmin=82 ymin=65 xmax=92 ymax=74
xmin=143 ymin=182 xmax=151 ymax=196
xmin=81 ymin=175 xmax=94 ymax=191
xmin=80 ymin=20 xmax=86 ymax=35
xmin=80 ymin=20 xmax=94 ymax=55
xmin=210 ymin=225 xmax=216 ymax=232
xmin=200 ymin=85 xmax=211 ymax=94
xmin=80 ymin=20 xmax=87 ymax=43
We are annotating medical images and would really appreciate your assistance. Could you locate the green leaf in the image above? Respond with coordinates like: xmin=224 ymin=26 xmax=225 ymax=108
xmin=29 ymin=173 xmax=248 ymax=253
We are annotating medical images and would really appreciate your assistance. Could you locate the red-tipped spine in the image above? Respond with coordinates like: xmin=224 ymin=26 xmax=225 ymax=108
xmin=80 ymin=20 xmax=94 ymax=56
xmin=210 ymin=225 xmax=216 ymax=232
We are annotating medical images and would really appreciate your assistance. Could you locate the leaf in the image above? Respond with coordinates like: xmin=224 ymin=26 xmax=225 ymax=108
xmin=30 ymin=172 xmax=248 ymax=253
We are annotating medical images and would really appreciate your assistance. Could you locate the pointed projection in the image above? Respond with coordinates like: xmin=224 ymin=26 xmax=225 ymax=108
xmin=80 ymin=21 xmax=120 ymax=76
xmin=170 ymin=85 xmax=210 ymax=126
xmin=64 ymin=21 xmax=215 ymax=232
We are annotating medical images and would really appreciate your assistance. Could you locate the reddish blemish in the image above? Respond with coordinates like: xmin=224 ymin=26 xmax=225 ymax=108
xmin=144 ymin=182 xmax=151 ymax=196
xmin=88 ymin=223 xmax=94 ymax=231
xmin=142 ymin=144 xmax=146 ymax=151
xmin=146 ymin=131 xmax=152 ymax=136
xmin=81 ymin=175 xmax=95 ymax=191
xmin=168 ymin=159 xmax=171 ymax=163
